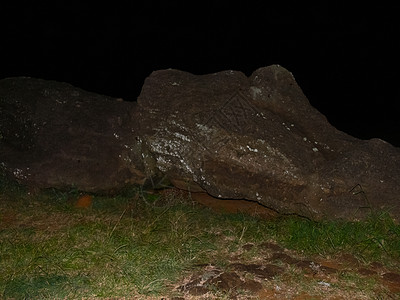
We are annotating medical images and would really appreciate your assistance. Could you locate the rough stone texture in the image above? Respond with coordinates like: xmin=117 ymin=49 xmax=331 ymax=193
xmin=137 ymin=65 xmax=400 ymax=221
xmin=0 ymin=77 xmax=145 ymax=192
xmin=1 ymin=66 xmax=399 ymax=221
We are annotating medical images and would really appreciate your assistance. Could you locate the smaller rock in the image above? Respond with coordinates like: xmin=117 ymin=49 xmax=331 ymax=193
xmin=0 ymin=77 xmax=145 ymax=192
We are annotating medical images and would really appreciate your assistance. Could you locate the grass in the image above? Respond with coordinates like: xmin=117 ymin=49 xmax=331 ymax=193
xmin=0 ymin=174 xmax=399 ymax=299
xmin=272 ymin=212 xmax=400 ymax=263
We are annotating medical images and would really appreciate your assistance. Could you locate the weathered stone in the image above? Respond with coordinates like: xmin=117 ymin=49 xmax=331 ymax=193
xmin=1 ymin=66 xmax=399 ymax=221
xmin=0 ymin=77 xmax=145 ymax=192
xmin=137 ymin=65 xmax=400 ymax=221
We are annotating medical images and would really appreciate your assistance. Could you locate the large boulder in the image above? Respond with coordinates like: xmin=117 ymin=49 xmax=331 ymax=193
xmin=0 ymin=77 xmax=145 ymax=192
xmin=137 ymin=65 xmax=400 ymax=221
xmin=1 ymin=67 xmax=399 ymax=221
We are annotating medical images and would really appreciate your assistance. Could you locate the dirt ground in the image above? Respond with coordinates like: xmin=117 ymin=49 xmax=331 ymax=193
xmin=172 ymin=241 xmax=400 ymax=299
xmin=171 ymin=192 xmax=400 ymax=299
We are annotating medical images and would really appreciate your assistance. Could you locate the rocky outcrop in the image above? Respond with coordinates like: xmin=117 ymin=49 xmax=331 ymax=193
xmin=1 ymin=66 xmax=399 ymax=221
xmin=137 ymin=66 xmax=400 ymax=221
xmin=0 ymin=77 xmax=145 ymax=192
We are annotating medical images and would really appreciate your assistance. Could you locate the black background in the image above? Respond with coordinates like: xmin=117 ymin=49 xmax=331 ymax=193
xmin=1 ymin=2 xmax=399 ymax=146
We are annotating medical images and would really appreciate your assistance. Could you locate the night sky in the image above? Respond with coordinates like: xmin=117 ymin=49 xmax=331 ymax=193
xmin=1 ymin=2 xmax=399 ymax=146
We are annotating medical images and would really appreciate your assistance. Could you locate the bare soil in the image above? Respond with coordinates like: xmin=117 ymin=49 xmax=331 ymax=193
xmin=173 ymin=241 xmax=400 ymax=299
xmin=172 ymin=192 xmax=400 ymax=299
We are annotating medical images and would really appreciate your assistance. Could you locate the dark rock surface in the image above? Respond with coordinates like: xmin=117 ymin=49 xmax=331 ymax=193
xmin=1 ymin=66 xmax=399 ymax=221
xmin=137 ymin=65 xmax=400 ymax=220
xmin=0 ymin=77 xmax=145 ymax=192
